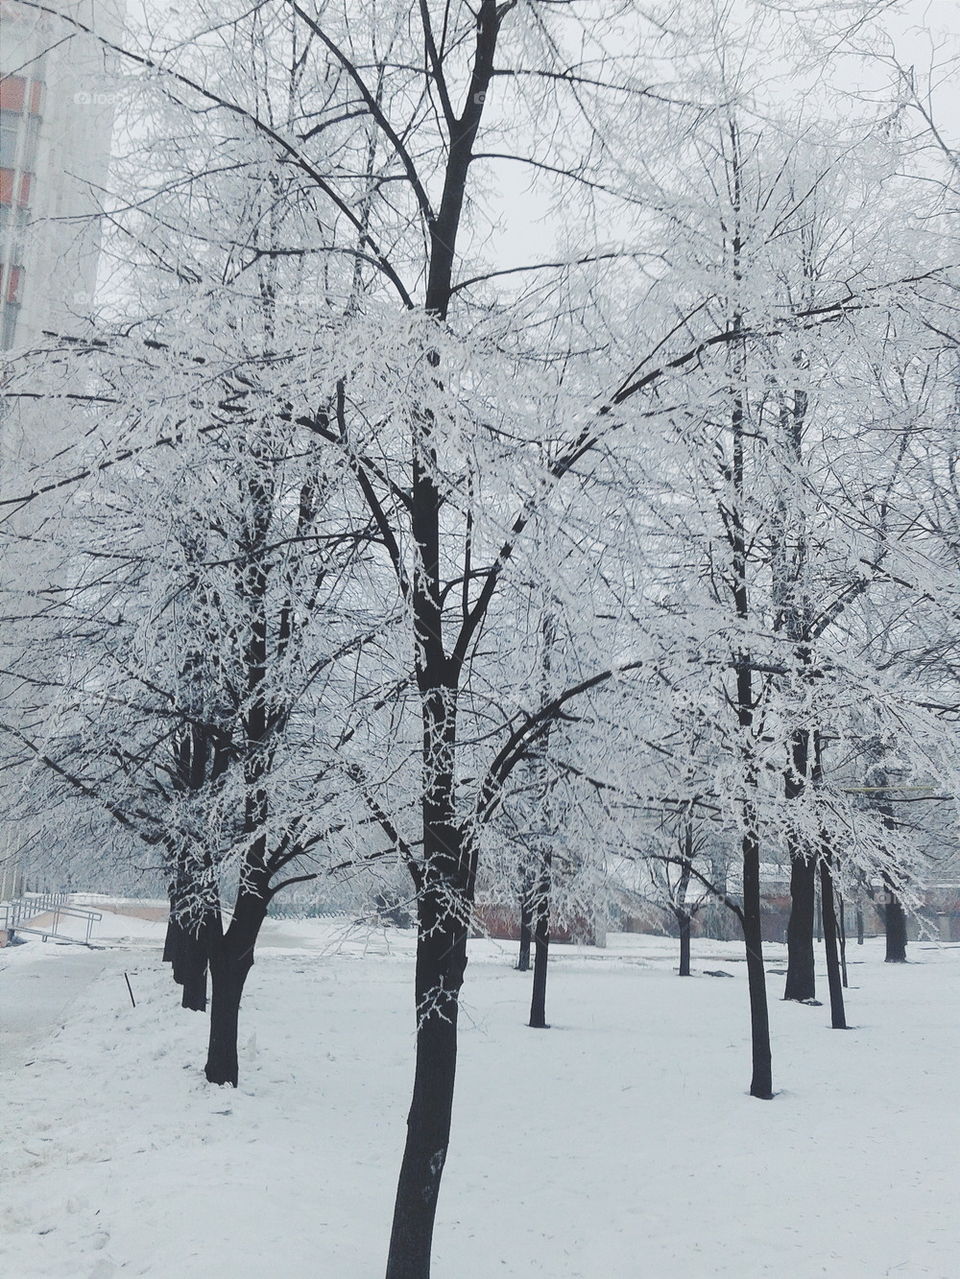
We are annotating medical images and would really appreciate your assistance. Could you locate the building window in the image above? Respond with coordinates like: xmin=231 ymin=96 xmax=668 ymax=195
xmin=0 ymin=299 xmax=19 ymax=349
xmin=2 ymin=262 xmax=22 ymax=303
xmin=0 ymin=168 xmax=32 ymax=206
xmin=0 ymin=76 xmax=44 ymax=115
xmin=0 ymin=108 xmax=40 ymax=169
xmin=0 ymin=202 xmax=28 ymax=255
xmin=0 ymin=110 xmax=18 ymax=166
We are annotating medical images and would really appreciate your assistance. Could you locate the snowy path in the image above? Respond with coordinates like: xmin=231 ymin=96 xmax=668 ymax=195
xmin=1 ymin=923 xmax=957 ymax=1278
xmin=0 ymin=903 xmax=168 ymax=1073
xmin=0 ymin=946 xmax=120 ymax=1071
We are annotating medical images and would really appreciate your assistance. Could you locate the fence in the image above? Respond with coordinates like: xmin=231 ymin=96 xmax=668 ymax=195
xmin=0 ymin=893 xmax=102 ymax=946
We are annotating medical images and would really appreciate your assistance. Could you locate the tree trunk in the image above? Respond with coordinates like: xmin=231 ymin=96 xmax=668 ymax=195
xmin=205 ymin=947 xmax=252 ymax=1086
xmin=162 ymin=901 xmax=177 ymax=963
xmin=517 ymin=888 xmax=532 ymax=972
xmin=676 ymin=824 xmax=694 ymax=977
xmin=856 ymin=902 xmax=864 ymax=945
xmin=871 ymin=768 xmax=908 ymax=962
xmin=784 ymin=852 xmax=816 ymax=1002
xmin=837 ymin=890 xmax=848 ymax=988
xmin=725 ymin=202 xmax=772 ymax=1096
xmin=203 ymin=892 xmax=266 ymax=1086
xmin=782 ymin=723 xmax=817 ymax=1002
xmin=884 ymin=885 xmax=908 ymax=963
xmin=164 ymin=904 xmax=210 ymax=1012
xmin=677 ymin=910 xmax=691 ymax=976
xmin=529 ymin=896 xmax=550 ymax=1028
xmin=742 ymin=825 xmax=773 ymax=1099
xmin=819 ymin=854 xmax=846 ymax=1029
xmin=386 ymin=888 xmax=468 ymax=1279
xmin=528 ymin=847 xmax=552 ymax=1028
xmin=178 ymin=926 xmax=209 ymax=1012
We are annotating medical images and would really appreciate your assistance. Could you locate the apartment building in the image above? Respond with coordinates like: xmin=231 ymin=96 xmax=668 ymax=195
xmin=1 ymin=0 xmax=122 ymax=352
xmin=1 ymin=1 xmax=123 ymax=904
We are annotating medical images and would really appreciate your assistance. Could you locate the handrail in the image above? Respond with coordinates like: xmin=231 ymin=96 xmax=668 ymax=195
xmin=0 ymin=895 xmax=102 ymax=946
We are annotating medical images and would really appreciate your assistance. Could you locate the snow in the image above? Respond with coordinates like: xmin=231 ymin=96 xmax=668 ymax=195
xmin=1 ymin=909 xmax=958 ymax=1278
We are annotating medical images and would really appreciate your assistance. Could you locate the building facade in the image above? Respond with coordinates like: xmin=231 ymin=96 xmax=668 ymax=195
xmin=1 ymin=0 xmax=122 ymax=354
xmin=1 ymin=1 xmax=123 ymax=906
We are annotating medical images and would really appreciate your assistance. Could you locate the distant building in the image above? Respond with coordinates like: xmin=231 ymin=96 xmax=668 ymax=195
xmin=0 ymin=0 xmax=123 ymax=904
xmin=1 ymin=0 xmax=123 ymax=353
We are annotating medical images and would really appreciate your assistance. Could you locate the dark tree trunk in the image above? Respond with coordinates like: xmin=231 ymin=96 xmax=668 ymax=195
xmin=884 ymin=884 xmax=908 ymax=963
xmin=162 ymin=900 xmax=177 ymax=963
xmin=819 ymin=853 xmax=846 ymax=1029
xmin=178 ymin=926 xmax=209 ymax=1012
xmin=815 ymin=890 xmax=822 ymax=943
xmin=386 ymin=886 xmax=468 ymax=1279
xmin=784 ymin=853 xmax=816 ymax=1002
xmin=528 ymin=893 xmax=550 ymax=1028
xmin=837 ymin=890 xmax=848 ymax=988
xmin=384 ymin=671 xmax=466 ymax=1279
xmin=205 ymin=948 xmax=251 ymax=1086
xmin=164 ymin=901 xmax=210 ymax=1012
xmin=677 ymin=911 xmax=691 ymax=977
xmin=164 ymin=695 xmax=229 ymax=1016
xmin=384 ymin=9 xmax=515 ymax=1272
xmin=165 ymin=915 xmax=186 ymax=980
xmin=783 ymin=725 xmax=817 ymax=1002
xmin=675 ymin=823 xmax=694 ymax=977
xmin=874 ymin=772 xmax=904 ymax=962
xmin=202 ymin=408 xmax=276 ymax=1086
xmin=872 ymin=769 xmax=908 ymax=963
xmin=856 ymin=902 xmax=864 ymax=945
xmin=726 ymin=204 xmax=772 ymax=1096
xmin=203 ymin=891 xmax=267 ymax=1086
xmin=742 ymin=825 xmax=773 ymax=1099
xmin=517 ymin=887 xmax=532 ymax=972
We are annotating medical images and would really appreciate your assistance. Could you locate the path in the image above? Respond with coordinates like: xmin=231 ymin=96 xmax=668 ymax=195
xmin=0 ymin=927 xmax=129 ymax=1072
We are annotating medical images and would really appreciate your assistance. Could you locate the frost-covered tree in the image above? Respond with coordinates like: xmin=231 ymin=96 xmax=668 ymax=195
xmin=1 ymin=1 xmax=398 ymax=1085
xmin=3 ymin=4 xmax=958 ymax=1278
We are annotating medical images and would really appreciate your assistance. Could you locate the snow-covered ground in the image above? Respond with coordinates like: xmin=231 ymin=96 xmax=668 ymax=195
xmin=1 ymin=906 xmax=957 ymax=1278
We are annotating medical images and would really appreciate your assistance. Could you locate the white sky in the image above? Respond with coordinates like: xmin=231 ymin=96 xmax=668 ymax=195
xmin=483 ymin=0 xmax=960 ymax=272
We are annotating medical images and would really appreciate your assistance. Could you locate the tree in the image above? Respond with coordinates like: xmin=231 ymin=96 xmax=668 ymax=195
xmin=661 ymin=816 xmax=713 ymax=977
xmin=5 ymin=5 xmax=957 ymax=1276
xmin=1 ymin=0 xmax=395 ymax=1084
xmin=601 ymin=80 xmax=953 ymax=1085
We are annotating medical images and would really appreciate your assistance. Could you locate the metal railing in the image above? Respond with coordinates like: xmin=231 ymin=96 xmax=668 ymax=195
xmin=0 ymin=893 xmax=102 ymax=946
